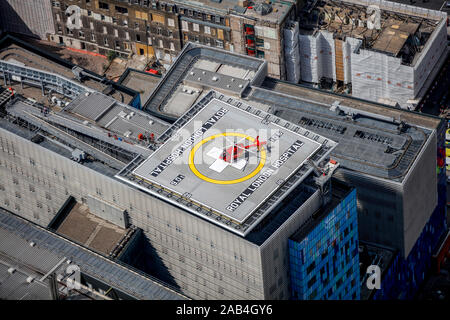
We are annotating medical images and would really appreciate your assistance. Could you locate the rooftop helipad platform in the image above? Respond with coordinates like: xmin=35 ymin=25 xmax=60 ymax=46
xmin=118 ymin=91 xmax=337 ymax=235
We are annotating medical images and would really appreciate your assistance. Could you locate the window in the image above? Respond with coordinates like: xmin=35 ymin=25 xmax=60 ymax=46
xmin=204 ymin=26 xmax=210 ymax=34
xmin=103 ymin=26 xmax=107 ymax=34
xmin=147 ymin=37 xmax=152 ymax=45
xmin=52 ymin=1 xmax=60 ymax=8
xmin=79 ymin=30 xmax=85 ymax=38
xmin=216 ymin=40 xmax=223 ymax=48
xmin=170 ymin=42 xmax=175 ymax=51
xmin=90 ymin=21 xmax=94 ymax=30
xmin=152 ymin=13 xmax=165 ymax=24
xmin=217 ymin=29 xmax=224 ymax=40
xmin=100 ymin=14 xmax=105 ymax=21
xmin=193 ymin=23 xmax=199 ymax=32
xmin=114 ymin=29 xmax=118 ymax=37
xmin=135 ymin=11 xmax=148 ymax=20
xmin=181 ymin=20 xmax=188 ymax=31
xmin=91 ymin=33 xmax=95 ymax=41
xmin=306 ymin=261 xmax=316 ymax=274
xmin=168 ymin=18 xmax=175 ymax=27
xmin=124 ymin=42 xmax=130 ymax=51
xmin=112 ymin=17 xmax=117 ymax=24
xmin=125 ymin=32 xmax=129 ymax=40
xmin=87 ymin=10 xmax=92 ymax=16
xmin=159 ymin=39 xmax=163 ymax=47
xmin=136 ymin=34 xmax=141 ymax=42
xmin=115 ymin=6 xmax=128 ymax=14
xmin=56 ymin=14 xmax=60 ymax=22
xmin=134 ymin=22 xmax=139 ymax=30
xmin=307 ymin=275 xmax=316 ymax=288
xmin=99 ymin=2 xmax=109 ymax=10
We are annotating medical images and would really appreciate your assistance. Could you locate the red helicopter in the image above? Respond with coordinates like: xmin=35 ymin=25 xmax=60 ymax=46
xmin=220 ymin=136 xmax=266 ymax=163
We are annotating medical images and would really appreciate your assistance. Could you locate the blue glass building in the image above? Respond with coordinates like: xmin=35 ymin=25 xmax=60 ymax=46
xmin=366 ymin=204 xmax=447 ymax=300
xmin=288 ymin=180 xmax=360 ymax=300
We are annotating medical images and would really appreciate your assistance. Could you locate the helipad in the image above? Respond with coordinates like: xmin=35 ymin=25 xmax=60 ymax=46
xmin=130 ymin=92 xmax=336 ymax=232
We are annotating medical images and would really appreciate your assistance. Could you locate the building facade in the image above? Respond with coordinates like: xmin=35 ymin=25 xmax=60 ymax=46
xmin=0 ymin=0 xmax=55 ymax=39
xmin=46 ymin=0 xmax=295 ymax=78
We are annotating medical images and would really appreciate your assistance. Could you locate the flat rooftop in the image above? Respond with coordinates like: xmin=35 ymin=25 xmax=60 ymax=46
xmin=248 ymin=84 xmax=434 ymax=182
xmin=63 ymin=91 xmax=169 ymax=143
xmin=0 ymin=35 xmax=135 ymax=104
xmin=249 ymin=84 xmax=431 ymax=182
xmin=118 ymin=69 xmax=161 ymax=105
xmin=56 ymin=202 xmax=127 ymax=256
xmin=133 ymin=98 xmax=321 ymax=223
xmin=144 ymin=43 xmax=266 ymax=122
xmin=0 ymin=208 xmax=186 ymax=300
xmin=119 ymin=90 xmax=336 ymax=236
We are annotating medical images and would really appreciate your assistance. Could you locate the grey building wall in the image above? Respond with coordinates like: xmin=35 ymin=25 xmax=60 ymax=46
xmin=0 ymin=0 xmax=55 ymax=39
xmin=401 ymin=130 xmax=437 ymax=256
xmin=333 ymin=168 xmax=404 ymax=254
xmin=0 ymin=126 xmax=320 ymax=299
xmin=86 ymin=194 xmax=127 ymax=229
xmin=333 ymin=129 xmax=438 ymax=258
xmin=0 ymin=130 xmax=69 ymax=226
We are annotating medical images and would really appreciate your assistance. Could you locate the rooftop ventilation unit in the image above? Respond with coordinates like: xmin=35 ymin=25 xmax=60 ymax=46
xmin=253 ymin=3 xmax=272 ymax=16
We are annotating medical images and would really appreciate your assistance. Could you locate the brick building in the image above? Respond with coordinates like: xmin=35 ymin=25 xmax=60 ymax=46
xmin=46 ymin=0 xmax=297 ymax=77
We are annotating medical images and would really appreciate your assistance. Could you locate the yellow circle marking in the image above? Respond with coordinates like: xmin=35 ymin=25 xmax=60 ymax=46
xmin=189 ymin=132 xmax=266 ymax=185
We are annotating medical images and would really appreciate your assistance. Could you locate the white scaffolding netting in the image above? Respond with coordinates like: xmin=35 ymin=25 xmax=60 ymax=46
xmin=299 ymin=33 xmax=319 ymax=83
